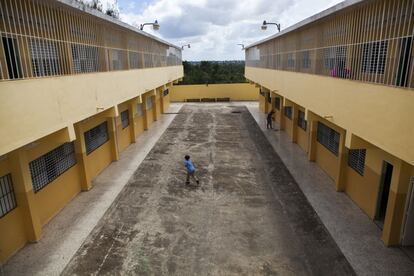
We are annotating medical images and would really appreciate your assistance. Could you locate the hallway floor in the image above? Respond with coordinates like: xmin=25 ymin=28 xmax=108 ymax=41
xmin=62 ymin=105 xmax=353 ymax=275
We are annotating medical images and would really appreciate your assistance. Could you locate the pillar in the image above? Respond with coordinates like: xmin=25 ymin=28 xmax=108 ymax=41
xmin=73 ymin=124 xmax=92 ymax=191
xmin=8 ymin=149 xmax=42 ymax=242
xmin=107 ymin=116 xmax=119 ymax=161
xmin=291 ymin=105 xmax=298 ymax=143
xmin=128 ymin=100 xmax=137 ymax=143
xmin=307 ymin=116 xmax=317 ymax=161
xmin=335 ymin=130 xmax=347 ymax=192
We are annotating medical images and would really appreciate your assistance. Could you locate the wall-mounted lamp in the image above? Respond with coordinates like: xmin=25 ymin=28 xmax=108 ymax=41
xmin=181 ymin=44 xmax=191 ymax=50
xmin=261 ymin=20 xmax=281 ymax=32
xmin=140 ymin=20 xmax=160 ymax=31
xmin=237 ymin=44 xmax=245 ymax=50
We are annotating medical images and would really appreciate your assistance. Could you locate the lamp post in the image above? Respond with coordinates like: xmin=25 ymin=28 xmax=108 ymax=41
xmin=181 ymin=44 xmax=191 ymax=50
xmin=237 ymin=44 xmax=245 ymax=50
xmin=140 ymin=20 xmax=160 ymax=31
xmin=261 ymin=20 xmax=281 ymax=32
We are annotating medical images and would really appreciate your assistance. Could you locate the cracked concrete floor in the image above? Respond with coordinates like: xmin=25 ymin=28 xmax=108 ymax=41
xmin=62 ymin=105 xmax=355 ymax=275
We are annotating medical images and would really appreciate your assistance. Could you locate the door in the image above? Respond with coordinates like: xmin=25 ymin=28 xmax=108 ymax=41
xmin=395 ymin=37 xmax=412 ymax=87
xmin=2 ymin=36 xmax=22 ymax=79
xmin=375 ymin=161 xmax=394 ymax=228
xmin=402 ymin=177 xmax=414 ymax=246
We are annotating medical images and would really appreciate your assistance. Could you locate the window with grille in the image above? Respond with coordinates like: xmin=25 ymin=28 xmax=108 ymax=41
xmin=121 ymin=110 xmax=129 ymax=129
xmin=30 ymin=38 xmax=61 ymax=77
xmin=0 ymin=174 xmax=17 ymax=218
xmin=163 ymin=89 xmax=169 ymax=96
xmin=72 ymin=44 xmax=99 ymax=73
xmin=297 ymin=110 xmax=307 ymax=131
xmin=362 ymin=41 xmax=388 ymax=74
xmin=317 ymin=122 xmax=340 ymax=156
xmin=84 ymin=122 xmax=109 ymax=155
xmin=302 ymin=51 xmax=311 ymax=68
xmin=287 ymin=53 xmax=295 ymax=68
xmin=348 ymin=149 xmax=366 ymax=176
xmin=111 ymin=50 xmax=124 ymax=70
xmin=275 ymin=97 xmax=281 ymax=110
xmin=284 ymin=106 xmax=292 ymax=120
xmin=129 ymin=52 xmax=142 ymax=69
xmin=29 ymin=142 xmax=76 ymax=192
xmin=136 ymin=103 xmax=143 ymax=117
xmin=324 ymin=46 xmax=347 ymax=70
xmin=267 ymin=92 xmax=271 ymax=103
xmin=146 ymin=96 xmax=153 ymax=109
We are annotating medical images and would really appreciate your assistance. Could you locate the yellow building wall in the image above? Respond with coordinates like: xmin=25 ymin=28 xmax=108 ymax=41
xmin=155 ymin=97 xmax=162 ymax=119
xmin=245 ymin=67 xmax=414 ymax=167
xmin=162 ymin=93 xmax=170 ymax=112
xmin=117 ymin=104 xmax=133 ymax=153
xmin=284 ymin=114 xmax=293 ymax=138
xmin=170 ymin=83 xmax=258 ymax=102
xmin=134 ymin=115 xmax=145 ymax=138
xmin=0 ymin=158 xmax=27 ymax=263
xmin=315 ymin=142 xmax=340 ymax=183
xmin=33 ymin=166 xmax=81 ymax=226
xmin=0 ymin=66 xmax=184 ymax=157
xmin=297 ymin=127 xmax=309 ymax=152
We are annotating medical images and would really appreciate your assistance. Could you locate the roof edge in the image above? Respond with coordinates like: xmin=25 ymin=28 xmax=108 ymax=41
xmin=245 ymin=0 xmax=365 ymax=49
xmin=56 ymin=0 xmax=181 ymax=50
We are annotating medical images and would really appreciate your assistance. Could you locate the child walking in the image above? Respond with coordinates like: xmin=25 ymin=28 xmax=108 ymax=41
xmin=184 ymin=155 xmax=199 ymax=185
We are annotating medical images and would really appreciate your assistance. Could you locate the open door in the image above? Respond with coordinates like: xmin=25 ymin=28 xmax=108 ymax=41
xmin=375 ymin=161 xmax=394 ymax=229
xmin=402 ymin=177 xmax=414 ymax=246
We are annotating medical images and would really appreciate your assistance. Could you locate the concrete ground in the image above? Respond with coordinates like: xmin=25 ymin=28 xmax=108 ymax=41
xmin=3 ymin=102 xmax=414 ymax=275
xmin=62 ymin=104 xmax=354 ymax=275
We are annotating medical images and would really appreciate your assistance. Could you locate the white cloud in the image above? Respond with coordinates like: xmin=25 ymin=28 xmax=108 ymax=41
xmin=118 ymin=0 xmax=344 ymax=60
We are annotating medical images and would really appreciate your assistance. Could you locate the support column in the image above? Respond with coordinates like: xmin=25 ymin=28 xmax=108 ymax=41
xmin=73 ymin=124 xmax=92 ymax=191
xmin=107 ymin=116 xmax=119 ymax=161
xmin=279 ymin=98 xmax=286 ymax=131
xmin=8 ymin=149 xmax=42 ymax=242
xmin=307 ymin=116 xmax=317 ymax=161
xmin=335 ymin=130 xmax=347 ymax=192
xmin=291 ymin=105 xmax=298 ymax=143
xmin=128 ymin=100 xmax=137 ymax=143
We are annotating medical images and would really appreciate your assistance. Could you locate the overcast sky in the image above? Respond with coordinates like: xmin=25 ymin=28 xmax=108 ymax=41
xmin=100 ymin=0 xmax=344 ymax=61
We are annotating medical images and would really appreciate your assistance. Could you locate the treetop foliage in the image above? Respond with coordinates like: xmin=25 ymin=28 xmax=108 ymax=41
xmin=179 ymin=61 xmax=247 ymax=85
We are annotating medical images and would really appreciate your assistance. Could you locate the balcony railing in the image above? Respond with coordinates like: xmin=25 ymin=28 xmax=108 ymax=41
xmin=0 ymin=0 xmax=182 ymax=81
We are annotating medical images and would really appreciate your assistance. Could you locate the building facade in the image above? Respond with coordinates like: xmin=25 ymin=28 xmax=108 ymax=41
xmin=0 ymin=0 xmax=183 ymax=262
xmin=245 ymin=0 xmax=414 ymax=246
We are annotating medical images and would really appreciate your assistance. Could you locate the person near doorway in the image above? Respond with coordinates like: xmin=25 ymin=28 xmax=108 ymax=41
xmin=184 ymin=155 xmax=199 ymax=185
xmin=267 ymin=110 xmax=275 ymax=129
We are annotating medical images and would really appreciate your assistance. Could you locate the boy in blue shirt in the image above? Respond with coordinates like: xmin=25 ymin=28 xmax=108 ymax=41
xmin=184 ymin=155 xmax=199 ymax=185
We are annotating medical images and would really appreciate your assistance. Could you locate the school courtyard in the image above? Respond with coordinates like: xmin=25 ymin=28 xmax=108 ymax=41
xmin=3 ymin=103 xmax=414 ymax=275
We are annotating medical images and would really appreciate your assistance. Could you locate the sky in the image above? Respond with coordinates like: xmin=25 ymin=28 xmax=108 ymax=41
xmin=97 ymin=0 xmax=344 ymax=61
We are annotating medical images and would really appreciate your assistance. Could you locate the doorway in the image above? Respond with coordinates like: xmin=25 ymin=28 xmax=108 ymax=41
xmin=395 ymin=37 xmax=412 ymax=87
xmin=375 ymin=161 xmax=394 ymax=229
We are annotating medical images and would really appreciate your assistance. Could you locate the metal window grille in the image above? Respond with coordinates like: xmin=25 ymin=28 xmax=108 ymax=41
xmin=297 ymin=110 xmax=307 ymax=131
xmin=129 ymin=52 xmax=141 ymax=69
xmin=302 ymin=51 xmax=311 ymax=69
xmin=287 ymin=53 xmax=295 ymax=68
xmin=72 ymin=45 xmax=99 ymax=73
xmin=267 ymin=92 xmax=271 ymax=103
xmin=259 ymin=90 xmax=265 ymax=97
xmin=30 ymin=38 xmax=61 ymax=77
xmin=348 ymin=149 xmax=366 ymax=176
xmin=0 ymin=174 xmax=17 ymax=218
xmin=275 ymin=97 xmax=281 ymax=110
xmin=29 ymin=142 xmax=76 ymax=193
xmin=146 ymin=96 xmax=153 ymax=110
xmin=362 ymin=41 xmax=388 ymax=74
xmin=84 ymin=122 xmax=109 ymax=155
xmin=284 ymin=106 xmax=292 ymax=120
xmin=111 ymin=50 xmax=124 ymax=70
xmin=136 ymin=103 xmax=143 ymax=117
xmin=121 ymin=110 xmax=129 ymax=129
xmin=317 ymin=122 xmax=340 ymax=156
xmin=163 ymin=89 xmax=169 ymax=96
